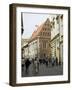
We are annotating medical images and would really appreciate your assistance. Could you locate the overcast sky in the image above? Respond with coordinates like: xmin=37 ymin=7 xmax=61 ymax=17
xmin=22 ymin=13 xmax=54 ymax=39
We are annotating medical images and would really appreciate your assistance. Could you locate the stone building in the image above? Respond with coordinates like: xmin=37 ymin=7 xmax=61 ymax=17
xmin=60 ymin=15 xmax=63 ymax=63
xmin=21 ymin=39 xmax=29 ymax=59
xmin=22 ymin=18 xmax=51 ymax=59
xmin=51 ymin=15 xmax=63 ymax=64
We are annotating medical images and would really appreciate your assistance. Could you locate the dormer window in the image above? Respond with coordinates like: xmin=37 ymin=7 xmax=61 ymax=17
xmin=56 ymin=15 xmax=59 ymax=24
xmin=52 ymin=21 xmax=55 ymax=28
xmin=61 ymin=15 xmax=63 ymax=20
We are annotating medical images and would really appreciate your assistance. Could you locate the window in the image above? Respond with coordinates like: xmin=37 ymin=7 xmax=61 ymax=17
xmin=48 ymin=32 xmax=50 ymax=36
xmin=45 ymin=28 xmax=46 ymax=31
xmin=61 ymin=15 xmax=63 ymax=20
xmin=40 ymin=32 xmax=42 ymax=35
xmin=43 ymin=28 xmax=46 ymax=31
xmin=43 ymin=41 xmax=46 ymax=48
xmin=53 ymin=21 xmax=55 ymax=28
xmin=42 ymin=32 xmax=44 ymax=36
xmin=56 ymin=15 xmax=60 ymax=24
xmin=49 ymin=43 xmax=51 ymax=47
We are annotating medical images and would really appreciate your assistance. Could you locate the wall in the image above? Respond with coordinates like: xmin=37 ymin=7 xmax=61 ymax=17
xmin=0 ymin=0 xmax=72 ymax=90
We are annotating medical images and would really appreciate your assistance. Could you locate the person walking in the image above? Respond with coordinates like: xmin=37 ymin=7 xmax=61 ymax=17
xmin=51 ymin=57 xmax=55 ymax=66
xmin=56 ymin=56 xmax=58 ymax=66
xmin=25 ymin=58 xmax=31 ymax=74
xmin=34 ymin=57 xmax=39 ymax=73
xmin=37 ymin=57 xmax=39 ymax=71
xmin=45 ymin=56 xmax=48 ymax=67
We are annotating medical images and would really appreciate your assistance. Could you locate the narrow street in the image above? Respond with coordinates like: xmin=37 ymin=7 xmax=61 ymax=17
xmin=22 ymin=62 xmax=63 ymax=77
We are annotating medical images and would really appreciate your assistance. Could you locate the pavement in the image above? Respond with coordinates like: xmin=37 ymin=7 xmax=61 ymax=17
xmin=22 ymin=62 xmax=63 ymax=77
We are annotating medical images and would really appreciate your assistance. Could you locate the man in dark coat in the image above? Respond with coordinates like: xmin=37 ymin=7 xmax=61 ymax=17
xmin=25 ymin=58 xmax=31 ymax=73
xmin=56 ymin=57 xmax=58 ymax=65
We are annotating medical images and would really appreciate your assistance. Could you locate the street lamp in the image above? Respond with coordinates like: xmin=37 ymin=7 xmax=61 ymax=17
xmin=21 ymin=13 xmax=24 ymax=35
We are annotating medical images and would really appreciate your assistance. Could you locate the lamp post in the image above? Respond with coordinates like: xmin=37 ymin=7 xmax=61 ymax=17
xmin=21 ymin=13 xmax=24 ymax=35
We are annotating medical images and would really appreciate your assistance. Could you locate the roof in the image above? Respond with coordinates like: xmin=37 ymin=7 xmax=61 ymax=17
xmin=31 ymin=23 xmax=44 ymax=39
xmin=28 ymin=18 xmax=51 ymax=43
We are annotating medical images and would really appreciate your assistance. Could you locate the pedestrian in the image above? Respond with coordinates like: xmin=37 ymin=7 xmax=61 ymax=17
xmin=25 ymin=58 xmax=31 ymax=73
xmin=45 ymin=57 xmax=48 ymax=66
xmin=51 ymin=57 xmax=55 ymax=66
xmin=39 ymin=58 xmax=42 ymax=64
xmin=22 ymin=58 xmax=25 ymax=71
xmin=37 ymin=57 xmax=39 ymax=71
xmin=34 ymin=57 xmax=39 ymax=73
xmin=48 ymin=57 xmax=51 ymax=65
xmin=43 ymin=58 xmax=45 ymax=64
xmin=56 ymin=57 xmax=58 ymax=65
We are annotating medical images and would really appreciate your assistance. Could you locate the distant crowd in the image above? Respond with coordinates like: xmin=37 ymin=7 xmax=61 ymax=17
xmin=22 ymin=56 xmax=62 ymax=74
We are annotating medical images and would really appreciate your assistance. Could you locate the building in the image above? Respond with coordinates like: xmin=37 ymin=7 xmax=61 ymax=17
xmin=22 ymin=18 xmax=51 ymax=59
xmin=28 ymin=39 xmax=38 ymax=59
xmin=51 ymin=15 xmax=63 ymax=64
xmin=60 ymin=15 xmax=63 ymax=63
xmin=21 ymin=39 xmax=29 ymax=59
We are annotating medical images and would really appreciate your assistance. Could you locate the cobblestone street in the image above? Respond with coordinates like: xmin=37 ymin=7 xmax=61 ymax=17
xmin=22 ymin=62 xmax=63 ymax=77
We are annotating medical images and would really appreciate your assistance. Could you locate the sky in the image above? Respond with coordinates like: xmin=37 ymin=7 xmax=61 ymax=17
xmin=22 ymin=13 xmax=55 ymax=39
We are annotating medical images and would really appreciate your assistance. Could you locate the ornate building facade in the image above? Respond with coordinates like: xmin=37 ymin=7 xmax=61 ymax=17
xmin=60 ymin=15 xmax=63 ymax=63
xmin=51 ymin=15 xmax=63 ymax=64
xmin=22 ymin=15 xmax=63 ymax=64
xmin=22 ymin=18 xmax=51 ymax=59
